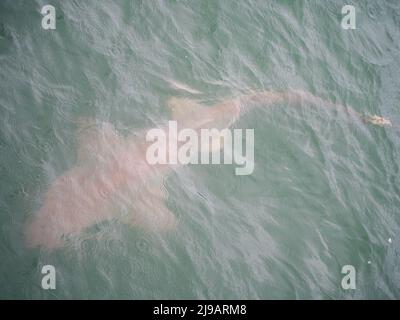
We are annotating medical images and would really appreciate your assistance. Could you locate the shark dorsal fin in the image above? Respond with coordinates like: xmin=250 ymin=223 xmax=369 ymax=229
xmin=167 ymin=97 xmax=205 ymax=122
xmin=76 ymin=117 xmax=123 ymax=163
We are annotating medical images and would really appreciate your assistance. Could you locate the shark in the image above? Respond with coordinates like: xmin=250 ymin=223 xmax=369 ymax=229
xmin=24 ymin=89 xmax=392 ymax=249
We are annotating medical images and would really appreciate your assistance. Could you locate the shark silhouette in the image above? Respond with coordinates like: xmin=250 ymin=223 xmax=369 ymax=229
xmin=24 ymin=89 xmax=391 ymax=249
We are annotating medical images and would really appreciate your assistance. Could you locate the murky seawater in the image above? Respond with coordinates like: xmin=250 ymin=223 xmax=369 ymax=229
xmin=0 ymin=0 xmax=400 ymax=299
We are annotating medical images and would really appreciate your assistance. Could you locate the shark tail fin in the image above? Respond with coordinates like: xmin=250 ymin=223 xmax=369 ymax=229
xmin=361 ymin=114 xmax=392 ymax=127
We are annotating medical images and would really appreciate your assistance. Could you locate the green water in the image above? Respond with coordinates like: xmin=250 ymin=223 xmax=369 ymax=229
xmin=1 ymin=0 xmax=400 ymax=299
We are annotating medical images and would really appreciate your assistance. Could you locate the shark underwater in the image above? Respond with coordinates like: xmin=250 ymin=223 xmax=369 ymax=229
xmin=24 ymin=88 xmax=392 ymax=249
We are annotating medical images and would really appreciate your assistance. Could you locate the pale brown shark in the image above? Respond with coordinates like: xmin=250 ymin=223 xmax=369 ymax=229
xmin=24 ymin=89 xmax=391 ymax=249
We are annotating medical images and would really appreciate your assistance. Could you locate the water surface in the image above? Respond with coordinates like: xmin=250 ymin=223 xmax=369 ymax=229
xmin=0 ymin=0 xmax=399 ymax=299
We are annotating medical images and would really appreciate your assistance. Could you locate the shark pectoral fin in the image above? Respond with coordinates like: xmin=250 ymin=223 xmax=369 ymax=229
xmin=167 ymin=97 xmax=205 ymax=122
xmin=76 ymin=117 xmax=123 ymax=163
xmin=122 ymin=183 xmax=177 ymax=232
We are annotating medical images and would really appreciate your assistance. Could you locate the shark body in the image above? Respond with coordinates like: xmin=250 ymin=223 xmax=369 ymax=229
xmin=24 ymin=90 xmax=391 ymax=249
